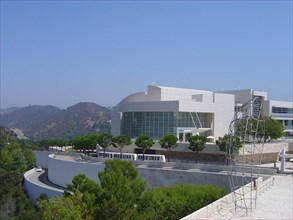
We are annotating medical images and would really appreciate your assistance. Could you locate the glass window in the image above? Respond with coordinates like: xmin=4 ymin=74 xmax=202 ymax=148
xmin=121 ymin=111 xmax=210 ymax=140
xmin=272 ymin=107 xmax=293 ymax=114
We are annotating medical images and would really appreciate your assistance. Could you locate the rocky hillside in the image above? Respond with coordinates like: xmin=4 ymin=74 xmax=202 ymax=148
xmin=0 ymin=102 xmax=111 ymax=140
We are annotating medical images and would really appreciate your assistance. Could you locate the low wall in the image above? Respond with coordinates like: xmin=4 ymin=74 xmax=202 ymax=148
xmin=34 ymin=151 xmax=85 ymax=169
xmin=287 ymin=142 xmax=293 ymax=153
xmin=24 ymin=169 xmax=64 ymax=204
xmin=239 ymin=142 xmax=288 ymax=155
xmin=105 ymin=142 xmax=222 ymax=154
xmin=102 ymin=142 xmax=288 ymax=164
xmin=26 ymin=152 xmax=276 ymax=208
xmin=48 ymin=154 xmax=105 ymax=188
xmin=181 ymin=176 xmax=275 ymax=219
xmin=47 ymin=154 xmax=274 ymax=190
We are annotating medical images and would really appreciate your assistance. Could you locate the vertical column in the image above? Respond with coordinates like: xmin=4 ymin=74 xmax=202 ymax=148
xmin=280 ymin=147 xmax=286 ymax=172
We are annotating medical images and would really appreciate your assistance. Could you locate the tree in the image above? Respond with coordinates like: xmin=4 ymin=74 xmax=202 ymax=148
xmin=112 ymin=135 xmax=131 ymax=159
xmin=235 ymin=116 xmax=284 ymax=143
xmin=66 ymin=174 xmax=101 ymax=214
xmin=39 ymin=139 xmax=68 ymax=152
xmin=67 ymin=174 xmax=101 ymax=195
xmin=0 ymin=142 xmax=27 ymax=172
xmin=96 ymin=159 xmax=146 ymax=220
xmin=38 ymin=194 xmax=93 ymax=220
xmin=37 ymin=157 xmax=229 ymax=220
xmin=22 ymin=147 xmax=36 ymax=169
xmin=71 ymin=134 xmax=100 ymax=155
xmin=187 ymin=135 xmax=207 ymax=163
xmin=38 ymin=139 xmax=51 ymax=151
xmin=262 ymin=116 xmax=284 ymax=142
xmin=132 ymin=184 xmax=227 ymax=220
xmin=216 ymin=134 xmax=242 ymax=165
xmin=216 ymin=135 xmax=229 ymax=153
xmin=97 ymin=133 xmax=113 ymax=158
xmin=135 ymin=134 xmax=154 ymax=161
xmin=0 ymin=132 xmax=38 ymax=219
xmin=159 ymin=134 xmax=178 ymax=162
xmin=54 ymin=139 xmax=68 ymax=152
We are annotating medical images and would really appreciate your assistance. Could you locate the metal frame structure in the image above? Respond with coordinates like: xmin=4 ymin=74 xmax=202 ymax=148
xmin=227 ymin=97 xmax=265 ymax=215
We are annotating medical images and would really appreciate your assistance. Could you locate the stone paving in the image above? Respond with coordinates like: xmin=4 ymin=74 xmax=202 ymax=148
xmin=203 ymin=161 xmax=293 ymax=220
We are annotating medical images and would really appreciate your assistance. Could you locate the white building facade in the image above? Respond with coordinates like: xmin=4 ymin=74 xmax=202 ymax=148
xmin=111 ymin=85 xmax=235 ymax=141
xmin=219 ymin=89 xmax=293 ymax=139
xmin=112 ymin=86 xmax=293 ymax=141
xmin=263 ymin=100 xmax=293 ymax=138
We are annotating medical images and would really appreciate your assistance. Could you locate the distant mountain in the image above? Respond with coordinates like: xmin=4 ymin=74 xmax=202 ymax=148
xmin=0 ymin=102 xmax=111 ymax=140
xmin=0 ymin=107 xmax=20 ymax=114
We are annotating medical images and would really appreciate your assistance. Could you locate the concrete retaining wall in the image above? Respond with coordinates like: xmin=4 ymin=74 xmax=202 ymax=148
xmin=47 ymin=154 xmax=274 ymax=190
xmin=24 ymin=169 xmax=64 ymax=204
xmin=288 ymin=142 xmax=293 ymax=153
xmin=181 ymin=177 xmax=262 ymax=219
xmin=181 ymin=176 xmax=276 ymax=220
xmin=34 ymin=151 xmax=85 ymax=169
xmin=26 ymin=152 xmax=276 ymax=208
xmin=102 ymin=142 xmax=289 ymax=164
xmin=34 ymin=151 xmax=50 ymax=169
xmin=48 ymin=154 xmax=105 ymax=188
xmin=239 ymin=142 xmax=288 ymax=155
xmin=48 ymin=154 xmax=234 ymax=189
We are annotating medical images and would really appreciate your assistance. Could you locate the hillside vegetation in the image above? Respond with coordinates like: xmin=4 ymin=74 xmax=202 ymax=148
xmin=0 ymin=127 xmax=39 ymax=219
xmin=0 ymin=102 xmax=111 ymax=140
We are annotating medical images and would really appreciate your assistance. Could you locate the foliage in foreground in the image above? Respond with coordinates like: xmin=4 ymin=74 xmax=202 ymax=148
xmin=0 ymin=127 xmax=38 ymax=219
xmin=132 ymin=184 xmax=227 ymax=220
xmin=38 ymin=159 xmax=227 ymax=220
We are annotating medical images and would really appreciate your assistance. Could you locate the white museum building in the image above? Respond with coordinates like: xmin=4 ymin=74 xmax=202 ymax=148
xmin=111 ymin=85 xmax=293 ymax=141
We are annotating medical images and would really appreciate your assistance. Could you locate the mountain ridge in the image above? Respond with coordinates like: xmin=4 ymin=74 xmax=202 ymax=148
xmin=0 ymin=102 xmax=111 ymax=140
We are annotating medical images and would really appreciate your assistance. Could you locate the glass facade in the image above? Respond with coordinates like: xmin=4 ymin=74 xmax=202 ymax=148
xmin=284 ymin=120 xmax=293 ymax=126
xmin=272 ymin=107 xmax=293 ymax=114
xmin=121 ymin=111 xmax=210 ymax=139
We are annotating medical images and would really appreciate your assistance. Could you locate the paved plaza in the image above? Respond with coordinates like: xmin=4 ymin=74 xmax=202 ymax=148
xmin=205 ymin=161 xmax=293 ymax=220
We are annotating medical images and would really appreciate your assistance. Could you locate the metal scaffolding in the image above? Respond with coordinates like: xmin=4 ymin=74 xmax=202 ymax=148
xmin=227 ymin=97 xmax=265 ymax=215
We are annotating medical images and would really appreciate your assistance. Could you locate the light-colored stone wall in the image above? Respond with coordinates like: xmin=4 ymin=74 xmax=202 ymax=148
xmin=34 ymin=151 xmax=50 ymax=169
xmin=26 ymin=152 xmax=276 ymax=207
xmin=181 ymin=176 xmax=269 ymax=220
xmin=24 ymin=169 xmax=64 ymax=204
xmin=48 ymin=154 xmax=105 ymax=188
xmin=47 ymin=154 xmax=234 ymax=189
xmin=239 ymin=142 xmax=288 ymax=155
xmin=47 ymin=154 xmax=275 ymax=190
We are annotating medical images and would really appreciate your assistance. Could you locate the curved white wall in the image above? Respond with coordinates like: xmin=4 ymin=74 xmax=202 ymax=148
xmin=48 ymin=154 xmax=236 ymax=189
xmin=24 ymin=169 xmax=64 ymax=204
xmin=26 ymin=153 xmax=275 ymax=206
xmin=48 ymin=155 xmax=105 ymax=188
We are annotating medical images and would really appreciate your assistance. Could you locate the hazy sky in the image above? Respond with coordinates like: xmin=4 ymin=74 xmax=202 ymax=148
xmin=1 ymin=1 xmax=292 ymax=109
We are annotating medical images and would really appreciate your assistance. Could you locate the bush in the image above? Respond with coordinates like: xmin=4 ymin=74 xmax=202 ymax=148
xmin=134 ymin=184 xmax=227 ymax=220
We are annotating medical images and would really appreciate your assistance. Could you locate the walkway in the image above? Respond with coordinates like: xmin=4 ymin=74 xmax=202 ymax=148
xmin=195 ymin=161 xmax=293 ymax=220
